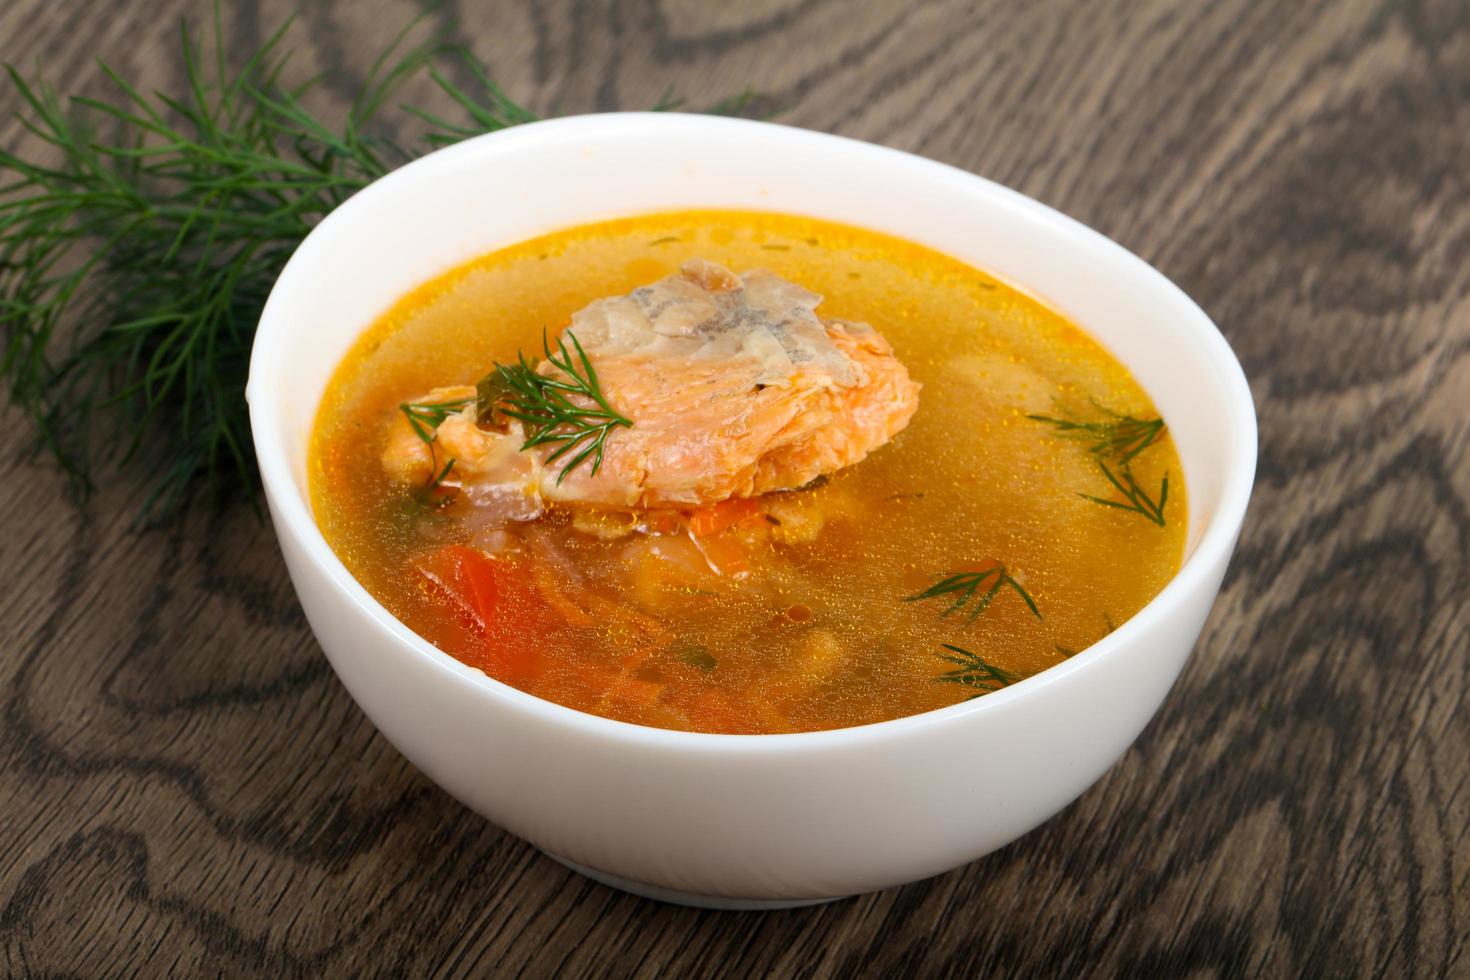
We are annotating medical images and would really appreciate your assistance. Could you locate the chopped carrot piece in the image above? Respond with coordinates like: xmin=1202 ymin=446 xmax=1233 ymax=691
xmin=688 ymin=498 xmax=763 ymax=538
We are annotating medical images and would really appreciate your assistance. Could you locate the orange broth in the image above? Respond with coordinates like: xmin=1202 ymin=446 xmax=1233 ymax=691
xmin=310 ymin=210 xmax=1186 ymax=733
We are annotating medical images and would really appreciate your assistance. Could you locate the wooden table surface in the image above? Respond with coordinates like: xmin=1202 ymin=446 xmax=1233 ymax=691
xmin=2 ymin=0 xmax=1467 ymax=976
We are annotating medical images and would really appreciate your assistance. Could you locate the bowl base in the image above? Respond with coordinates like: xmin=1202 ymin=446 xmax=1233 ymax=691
xmin=540 ymin=850 xmax=847 ymax=910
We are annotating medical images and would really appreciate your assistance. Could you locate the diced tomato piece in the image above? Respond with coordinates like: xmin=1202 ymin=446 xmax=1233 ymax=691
xmin=414 ymin=545 xmax=542 ymax=684
xmin=688 ymin=498 xmax=763 ymax=539
xmin=416 ymin=545 xmax=500 ymax=634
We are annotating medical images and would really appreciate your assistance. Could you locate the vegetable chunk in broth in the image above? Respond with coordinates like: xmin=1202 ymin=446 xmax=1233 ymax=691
xmin=310 ymin=210 xmax=1186 ymax=734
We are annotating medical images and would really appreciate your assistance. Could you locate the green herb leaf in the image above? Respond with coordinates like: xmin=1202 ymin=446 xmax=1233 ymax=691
xmin=906 ymin=565 xmax=1042 ymax=623
xmin=426 ymin=455 xmax=456 ymax=490
xmin=0 ymin=10 xmax=757 ymax=526
xmin=933 ymin=643 xmax=1021 ymax=699
xmin=676 ymin=644 xmax=717 ymax=671
xmin=1027 ymin=404 xmax=1165 ymax=465
xmin=399 ymin=397 xmax=473 ymax=445
xmin=486 ymin=328 xmax=634 ymax=483
xmin=1030 ymin=403 xmax=1170 ymax=527
xmin=1078 ymin=461 xmax=1169 ymax=526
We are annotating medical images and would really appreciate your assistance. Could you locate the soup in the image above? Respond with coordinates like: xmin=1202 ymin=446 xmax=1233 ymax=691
xmin=310 ymin=210 xmax=1186 ymax=734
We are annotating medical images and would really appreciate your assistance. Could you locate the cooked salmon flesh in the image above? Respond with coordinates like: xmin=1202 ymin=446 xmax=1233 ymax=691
xmin=382 ymin=259 xmax=921 ymax=513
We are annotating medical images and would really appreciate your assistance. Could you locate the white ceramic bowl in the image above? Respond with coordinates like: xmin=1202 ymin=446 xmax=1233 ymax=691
xmin=247 ymin=113 xmax=1256 ymax=909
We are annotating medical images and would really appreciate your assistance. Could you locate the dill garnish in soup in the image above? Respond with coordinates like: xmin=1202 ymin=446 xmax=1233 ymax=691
xmin=310 ymin=210 xmax=1186 ymax=734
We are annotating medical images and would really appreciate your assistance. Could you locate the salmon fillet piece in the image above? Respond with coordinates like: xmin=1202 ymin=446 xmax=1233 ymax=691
xmin=382 ymin=259 xmax=920 ymax=512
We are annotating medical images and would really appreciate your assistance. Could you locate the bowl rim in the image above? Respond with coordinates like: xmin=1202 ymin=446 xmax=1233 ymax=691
xmin=248 ymin=111 xmax=1258 ymax=752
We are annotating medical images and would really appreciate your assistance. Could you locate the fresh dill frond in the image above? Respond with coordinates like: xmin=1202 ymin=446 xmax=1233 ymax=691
xmin=399 ymin=397 xmax=474 ymax=445
xmin=399 ymin=400 xmax=466 ymax=507
xmin=1080 ymin=460 xmax=1169 ymax=527
xmin=933 ymin=643 xmax=1021 ymax=698
xmin=674 ymin=643 xmax=717 ymax=671
xmin=393 ymin=454 xmax=459 ymax=520
xmin=0 ymin=11 xmax=752 ymax=526
xmin=423 ymin=455 xmax=457 ymax=493
xmin=400 ymin=59 xmax=540 ymax=148
xmin=1029 ymin=402 xmax=1171 ymax=526
xmin=480 ymin=329 xmax=633 ymax=483
xmin=1027 ymin=404 xmax=1165 ymax=465
xmin=906 ymin=564 xmax=1042 ymax=624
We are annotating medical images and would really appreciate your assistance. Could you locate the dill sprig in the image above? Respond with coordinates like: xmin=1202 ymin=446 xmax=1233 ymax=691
xmin=399 ymin=397 xmax=474 ymax=445
xmin=398 ymin=397 xmax=471 ymax=498
xmin=0 ymin=12 xmax=756 ymax=526
xmin=418 ymin=454 xmax=458 ymax=497
xmin=1083 ymin=460 xmax=1169 ymax=527
xmin=0 ymin=17 xmax=525 ymax=523
xmin=1026 ymin=404 xmax=1164 ymax=465
xmin=933 ymin=643 xmax=1021 ymax=699
xmin=1029 ymin=403 xmax=1171 ymax=526
xmin=480 ymin=329 xmax=633 ymax=484
xmin=906 ymin=564 xmax=1042 ymax=624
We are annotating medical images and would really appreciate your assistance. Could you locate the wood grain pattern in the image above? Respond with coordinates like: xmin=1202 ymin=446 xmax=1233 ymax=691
xmin=2 ymin=0 xmax=1467 ymax=975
